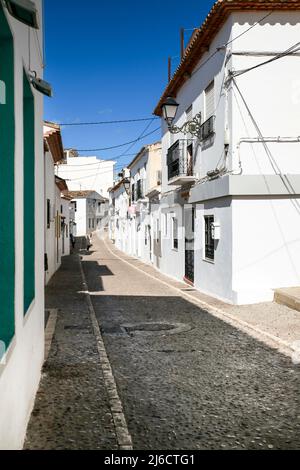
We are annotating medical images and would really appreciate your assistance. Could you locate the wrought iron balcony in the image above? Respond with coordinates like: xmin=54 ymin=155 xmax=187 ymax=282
xmin=167 ymin=139 xmax=197 ymax=186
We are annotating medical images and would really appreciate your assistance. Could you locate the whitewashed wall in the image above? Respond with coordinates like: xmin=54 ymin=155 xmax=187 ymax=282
xmin=74 ymin=198 xmax=87 ymax=237
xmin=159 ymin=10 xmax=300 ymax=304
xmin=57 ymin=156 xmax=115 ymax=198
xmin=0 ymin=0 xmax=44 ymax=449
xmin=61 ymin=198 xmax=70 ymax=257
xmin=44 ymin=152 xmax=61 ymax=284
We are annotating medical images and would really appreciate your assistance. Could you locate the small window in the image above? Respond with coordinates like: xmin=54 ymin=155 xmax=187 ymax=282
xmin=204 ymin=215 xmax=214 ymax=261
xmin=172 ymin=217 xmax=178 ymax=250
xmin=47 ymin=199 xmax=51 ymax=229
xmin=185 ymin=105 xmax=192 ymax=122
xmin=205 ymin=81 xmax=214 ymax=120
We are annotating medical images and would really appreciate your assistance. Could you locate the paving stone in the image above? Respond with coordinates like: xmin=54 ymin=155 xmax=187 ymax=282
xmin=84 ymin=236 xmax=300 ymax=450
xmin=24 ymin=252 xmax=118 ymax=450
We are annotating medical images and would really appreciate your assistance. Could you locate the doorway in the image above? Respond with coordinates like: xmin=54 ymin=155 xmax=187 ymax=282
xmin=184 ymin=205 xmax=195 ymax=284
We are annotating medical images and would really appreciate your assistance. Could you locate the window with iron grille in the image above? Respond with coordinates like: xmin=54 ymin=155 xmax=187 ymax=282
xmin=131 ymin=183 xmax=135 ymax=202
xmin=47 ymin=199 xmax=51 ymax=229
xmin=167 ymin=141 xmax=180 ymax=180
xmin=136 ymin=179 xmax=144 ymax=199
xmin=167 ymin=140 xmax=195 ymax=180
xmin=200 ymin=115 xmax=215 ymax=141
xmin=204 ymin=215 xmax=214 ymax=261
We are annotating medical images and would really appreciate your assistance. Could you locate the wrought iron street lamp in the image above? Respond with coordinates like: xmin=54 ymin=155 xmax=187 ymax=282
xmin=161 ymin=96 xmax=202 ymax=137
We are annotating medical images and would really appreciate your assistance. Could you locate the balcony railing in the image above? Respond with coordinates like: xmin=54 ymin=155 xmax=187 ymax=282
xmin=167 ymin=140 xmax=195 ymax=182
xmin=199 ymin=115 xmax=215 ymax=141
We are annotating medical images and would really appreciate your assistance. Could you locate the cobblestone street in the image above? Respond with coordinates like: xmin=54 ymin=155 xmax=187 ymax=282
xmin=25 ymin=235 xmax=300 ymax=450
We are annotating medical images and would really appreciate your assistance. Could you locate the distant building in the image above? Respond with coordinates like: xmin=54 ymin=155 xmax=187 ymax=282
xmin=44 ymin=123 xmax=71 ymax=284
xmin=108 ymin=142 xmax=162 ymax=268
xmin=64 ymin=190 xmax=108 ymax=237
xmin=56 ymin=149 xmax=115 ymax=198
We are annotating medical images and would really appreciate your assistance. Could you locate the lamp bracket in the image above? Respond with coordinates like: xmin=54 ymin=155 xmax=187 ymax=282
xmin=169 ymin=112 xmax=202 ymax=137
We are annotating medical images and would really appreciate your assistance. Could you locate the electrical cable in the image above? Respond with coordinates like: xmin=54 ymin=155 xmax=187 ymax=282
xmin=89 ymin=118 xmax=158 ymax=188
xmin=189 ymin=11 xmax=274 ymax=78
xmin=224 ymin=11 xmax=273 ymax=47
xmin=116 ymin=117 xmax=157 ymax=161
xmin=76 ymin=126 xmax=160 ymax=152
xmin=232 ymin=78 xmax=300 ymax=215
xmin=231 ymin=42 xmax=300 ymax=78
xmin=58 ymin=117 xmax=159 ymax=127
xmin=57 ymin=153 xmax=138 ymax=167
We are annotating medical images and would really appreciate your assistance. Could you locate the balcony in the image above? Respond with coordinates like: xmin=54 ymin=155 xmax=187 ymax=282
xmin=167 ymin=140 xmax=197 ymax=186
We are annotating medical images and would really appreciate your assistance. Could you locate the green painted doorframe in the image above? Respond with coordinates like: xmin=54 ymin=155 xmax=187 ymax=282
xmin=23 ymin=71 xmax=35 ymax=315
xmin=0 ymin=7 xmax=15 ymax=350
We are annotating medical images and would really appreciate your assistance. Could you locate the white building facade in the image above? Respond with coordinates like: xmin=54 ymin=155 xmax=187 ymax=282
xmin=109 ymin=143 xmax=162 ymax=268
xmin=66 ymin=190 xmax=108 ymax=237
xmin=154 ymin=0 xmax=300 ymax=304
xmin=0 ymin=0 xmax=45 ymax=449
xmin=44 ymin=123 xmax=70 ymax=284
xmin=56 ymin=149 xmax=115 ymax=198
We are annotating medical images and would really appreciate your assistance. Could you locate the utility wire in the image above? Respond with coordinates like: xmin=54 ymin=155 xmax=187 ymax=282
xmin=58 ymin=117 xmax=159 ymax=127
xmin=90 ymin=118 xmax=158 ymax=188
xmin=58 ymin=153 xmax=138 ymax=167
xmin=232 ymin=78 xmax=300 ymax=215
xmin=224 ymin=11 xmax=273 ymax=47
xmin=77 ymin=126 xmax=160 ymax=152
xmin=116 ymin=117 xmax=157 ymax=161
xmin=232 ymin=42 xmax=300 ymax=78
xmin=190 ymin=11 xmax=274 ymax=78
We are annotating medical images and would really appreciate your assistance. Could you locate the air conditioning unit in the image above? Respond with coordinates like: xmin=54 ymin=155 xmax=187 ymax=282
xmin=211 ymin=222 xmax=221 ymax=240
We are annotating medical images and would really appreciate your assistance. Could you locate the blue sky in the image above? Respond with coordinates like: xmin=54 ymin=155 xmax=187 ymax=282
xmin=44 ymin=0 xmax=215 ymax=171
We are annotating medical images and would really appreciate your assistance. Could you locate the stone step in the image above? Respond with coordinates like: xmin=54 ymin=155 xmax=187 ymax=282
xmin=274 ymin=287 xmax=300 ymax=312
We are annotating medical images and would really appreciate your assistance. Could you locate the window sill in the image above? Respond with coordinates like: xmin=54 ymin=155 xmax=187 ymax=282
xmin=203 ymin=257 xmax=215 ymax=264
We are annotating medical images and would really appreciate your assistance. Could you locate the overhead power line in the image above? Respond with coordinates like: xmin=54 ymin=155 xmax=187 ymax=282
xmin=77 ymin=126 xmax=161 ymax=152
xmin=231 ymin=41 xmax=300 ymax=79
xmin=58 ymin=117 xmax=159 ymax=127
xmin=190 ymin=11 xmax=273 ymax=78
xmin=58 ymin=153 xmax=138 ymax=167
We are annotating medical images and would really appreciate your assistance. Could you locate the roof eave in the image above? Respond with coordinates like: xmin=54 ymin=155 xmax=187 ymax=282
xmin=154 ymin=0 xmax=300 ymax=116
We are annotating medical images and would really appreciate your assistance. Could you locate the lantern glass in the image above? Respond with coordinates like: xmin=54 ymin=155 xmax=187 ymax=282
xmin=161 ymin=97 xmax=179 ymax=125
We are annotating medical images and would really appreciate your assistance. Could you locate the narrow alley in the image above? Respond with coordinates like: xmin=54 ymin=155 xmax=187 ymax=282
xmin=25 ymin=235 xmax=300 ymax=450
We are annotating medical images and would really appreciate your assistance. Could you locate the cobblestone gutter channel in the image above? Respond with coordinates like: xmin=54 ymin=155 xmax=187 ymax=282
xmin=24 ymin=253 xmax=125 ymax=450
